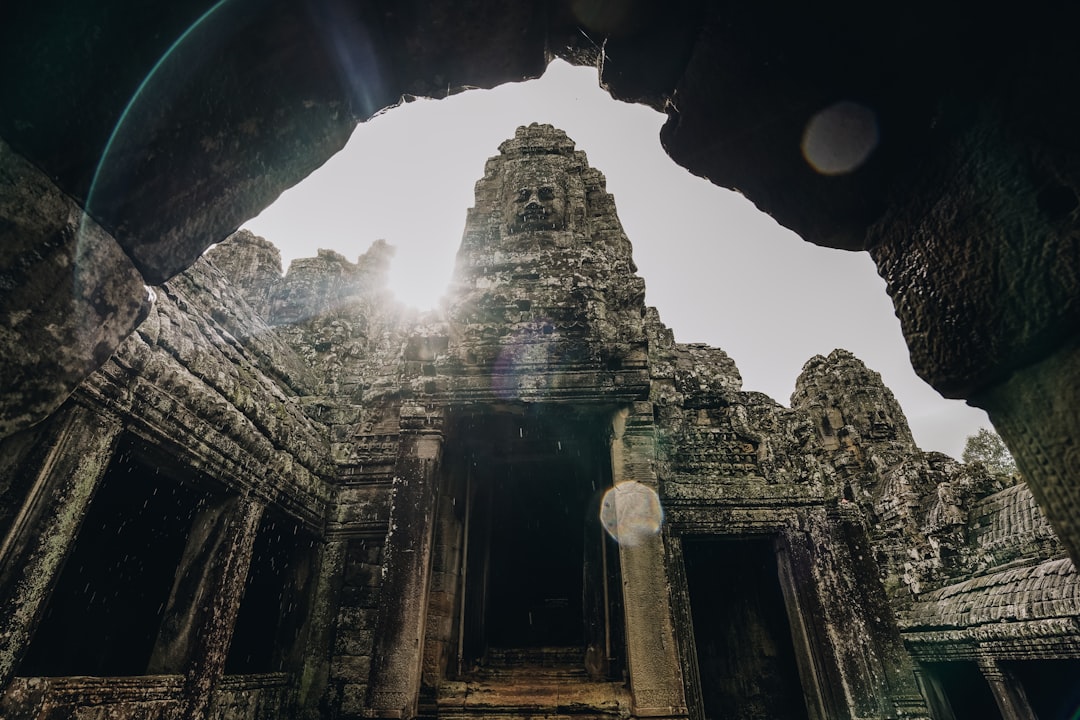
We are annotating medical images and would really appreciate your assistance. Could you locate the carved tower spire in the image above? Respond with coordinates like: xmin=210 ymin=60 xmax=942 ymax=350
xmin=442 ymin=123 xmax=648 ymax=401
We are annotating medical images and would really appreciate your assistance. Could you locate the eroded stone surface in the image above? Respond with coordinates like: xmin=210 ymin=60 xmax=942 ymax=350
xmin=0 ymin=138 xmax=152 ymax=437
xmin=2 ymin=8 xmax=1079 ymax=586
xmin=1 ymin=125 xmax=1078 ymax=720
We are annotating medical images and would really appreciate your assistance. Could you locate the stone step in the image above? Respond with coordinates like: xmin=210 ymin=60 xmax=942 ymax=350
xmin=436 ymin=649 xmax=630 ymax=720
xmin=483 ymin=646 xmax=585 ymax=668
xmin=438 ymin=714 xmax=625 ymax=720
xmin=468 ymin=666 xmax=593 ymax=685
xmin=437 ymin=679 xmax=630 ymax=720
xmin=439 ymin=714 xmax=626 ymax=720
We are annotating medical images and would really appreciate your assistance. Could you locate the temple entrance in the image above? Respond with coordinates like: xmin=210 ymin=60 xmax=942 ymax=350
xmin=482 ymin=458 xmax=588 ymax=648
xmin=440 ymin=407 xmax=624 ymax=680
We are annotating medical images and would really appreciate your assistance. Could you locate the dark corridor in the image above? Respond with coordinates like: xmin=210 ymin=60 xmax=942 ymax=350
xmin=453 ymin=407 xmax=621 ymax=673
xmin=483 ymin=459 xmax=589 ymax=648
xmin=19 ymin=443 xmax=222 ymax=677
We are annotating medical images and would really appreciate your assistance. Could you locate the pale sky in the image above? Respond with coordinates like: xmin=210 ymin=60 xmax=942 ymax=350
xmin=243 ymin=60 xmax=991 ymax=459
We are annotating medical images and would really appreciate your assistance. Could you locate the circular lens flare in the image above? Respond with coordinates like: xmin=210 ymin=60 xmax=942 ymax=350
xmin=801 ymin=101 xmax=879 ymax=175
xmin=492 ymin=329 xmax=557 ymax=399
xmin=600 ymin=481 xmax=663 ymax=546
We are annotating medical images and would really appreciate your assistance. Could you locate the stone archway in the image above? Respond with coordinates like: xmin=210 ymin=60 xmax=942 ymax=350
xmin=3 ymin=1 xmax=1080 ymax=564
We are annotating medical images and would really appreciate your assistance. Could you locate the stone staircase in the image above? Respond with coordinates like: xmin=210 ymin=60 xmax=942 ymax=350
xmin=434 ymin=647 xmax=630 ymax=720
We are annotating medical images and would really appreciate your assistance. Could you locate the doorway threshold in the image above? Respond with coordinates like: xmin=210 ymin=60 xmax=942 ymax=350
xmin=440 ymin=647 xmax=630 ymax=720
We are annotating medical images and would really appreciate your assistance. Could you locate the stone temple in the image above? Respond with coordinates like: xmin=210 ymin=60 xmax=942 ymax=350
xmin=1 ymin=124 xmax=1078 ymax=720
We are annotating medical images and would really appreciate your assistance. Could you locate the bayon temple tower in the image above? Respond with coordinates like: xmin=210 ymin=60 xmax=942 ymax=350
xmin=0 ymin=124 xmax=1078 ymax=720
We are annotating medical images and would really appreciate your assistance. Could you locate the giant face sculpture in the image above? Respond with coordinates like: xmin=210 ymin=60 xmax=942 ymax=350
xmin=504 ymin=164 xmax=567 ymax=233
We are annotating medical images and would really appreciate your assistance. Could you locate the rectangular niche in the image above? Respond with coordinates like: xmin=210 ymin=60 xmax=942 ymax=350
xmin=224 ymin=509 xmax=318 ymax=674
xmin=19 ymin=438 xmax=227 ymax=677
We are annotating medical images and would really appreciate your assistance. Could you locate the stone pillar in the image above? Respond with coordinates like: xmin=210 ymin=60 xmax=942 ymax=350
xmin=146 ymin=495 xmax=263 ymax=720
xmin=830 ymin=513 xmax=932 ymax=719
xmin=367 ymin=420 xmax=444 ymax=718
xmin=973 ymin=339 xmax=1080 ymax=565
xmin=297 ymin=539 xmax=348 ymax=720
xmin=866 ymin=112 xmax=1080 ymax=568
xmin=773 ymin=539 xmax=833 ymax=720
xmin=610 ymin=404 xmax=688 ymax=719
xmin=912 ymin=665 xmax=956 ymax=720
xmin=664 ymin=536 xmax=704 ymax=720
xmin=0 ymin=403 xmax=122 ymax=690
xmin=977 ymin=658 xmax=1037 ymax=720
xmin=775 ymin=512 xmax=931 ymax=720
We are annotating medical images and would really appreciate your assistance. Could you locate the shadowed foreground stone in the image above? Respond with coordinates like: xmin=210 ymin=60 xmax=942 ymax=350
xmin=0 ymin=139 xmax=152 ymax=437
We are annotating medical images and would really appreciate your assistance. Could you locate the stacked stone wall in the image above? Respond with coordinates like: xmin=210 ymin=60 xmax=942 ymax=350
xmin=328 ymin=539 xmax=385 ymax=716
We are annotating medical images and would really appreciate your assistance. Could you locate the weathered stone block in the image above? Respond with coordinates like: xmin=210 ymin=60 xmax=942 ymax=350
xmin=0 ymin=139 xmax=151 ymax=438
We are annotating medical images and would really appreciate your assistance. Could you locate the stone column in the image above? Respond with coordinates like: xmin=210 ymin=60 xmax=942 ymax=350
xmin=0 ymin=403 xmax=122 ymax=690
xmin=145 ymin=495 xmax=263 ymax=720
xmin=773 ymin=538 xmax=833 ymax=720
xmin=830 ymin=513 xmax=931 ymax=719
xmin=610 ymin=404 xmax=688 ymax=719
xmin=866 ymin=113 xmax=1080 ymax=568
xmin=911 ymin=665 xmax=956 ymax=720
xmin=367 ymin=420 xmax=444 ymax=718
xmin=977 ymin=657 xmax=1037 ymax=720
xmin=973 ymin=339 xmax=1080 ymax=565
xmin=664 ymin=535 xmax=704 ymax=720
xmin=297 ymin=539 xmax=348 ymax=720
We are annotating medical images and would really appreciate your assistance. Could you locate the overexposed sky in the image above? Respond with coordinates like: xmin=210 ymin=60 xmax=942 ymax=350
xmin=243 ymin=60 xmax=990 ymax=458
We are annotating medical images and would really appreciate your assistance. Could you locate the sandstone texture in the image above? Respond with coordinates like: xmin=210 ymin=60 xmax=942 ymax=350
xmin=2 ymin=6 xmax=1080 ymax=590
xmin=0 ymin=125 xmax=1076 ymax=720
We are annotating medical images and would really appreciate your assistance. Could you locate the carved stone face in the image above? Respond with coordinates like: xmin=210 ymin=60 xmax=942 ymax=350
xmin=504 ymin=167 xmax=566 ymax=233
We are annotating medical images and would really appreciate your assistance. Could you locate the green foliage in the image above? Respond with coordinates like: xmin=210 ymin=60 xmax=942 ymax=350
xmin=962 ymin=428 xmax=1018 ymax=478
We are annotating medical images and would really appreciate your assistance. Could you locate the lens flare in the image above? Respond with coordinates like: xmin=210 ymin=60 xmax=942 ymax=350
xmin=600 ymin=481 xmax=663 ymax=546
xmin=492 ymin=331 xmax=557 ymax=399
xmin=801 ymin=101 xmax=879 ymax=175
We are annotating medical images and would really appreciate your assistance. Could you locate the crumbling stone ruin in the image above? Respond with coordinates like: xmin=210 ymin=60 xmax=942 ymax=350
xmin=1 ymin=124 xmax=1077 ymax=720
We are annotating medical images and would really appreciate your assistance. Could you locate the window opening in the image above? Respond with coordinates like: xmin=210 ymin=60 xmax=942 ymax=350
xmin=225 ymin=509 xmax=317 ymax=674
xmin=20 ymin=440 xmax=223 ymax=677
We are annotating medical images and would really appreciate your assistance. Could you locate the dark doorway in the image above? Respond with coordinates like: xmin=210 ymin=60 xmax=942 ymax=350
xmin=683 ymin=537 xmax=810 ymax=720
xmin=484 ymin=458 xmax=589 ymax=647
xmin=454 ymin=407 xmax=622 ymax=674
xmin=1010 ymin=658 xmax=1080 ymax=720
xmin=920 ymin=662 xmax=1001 ymax=720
